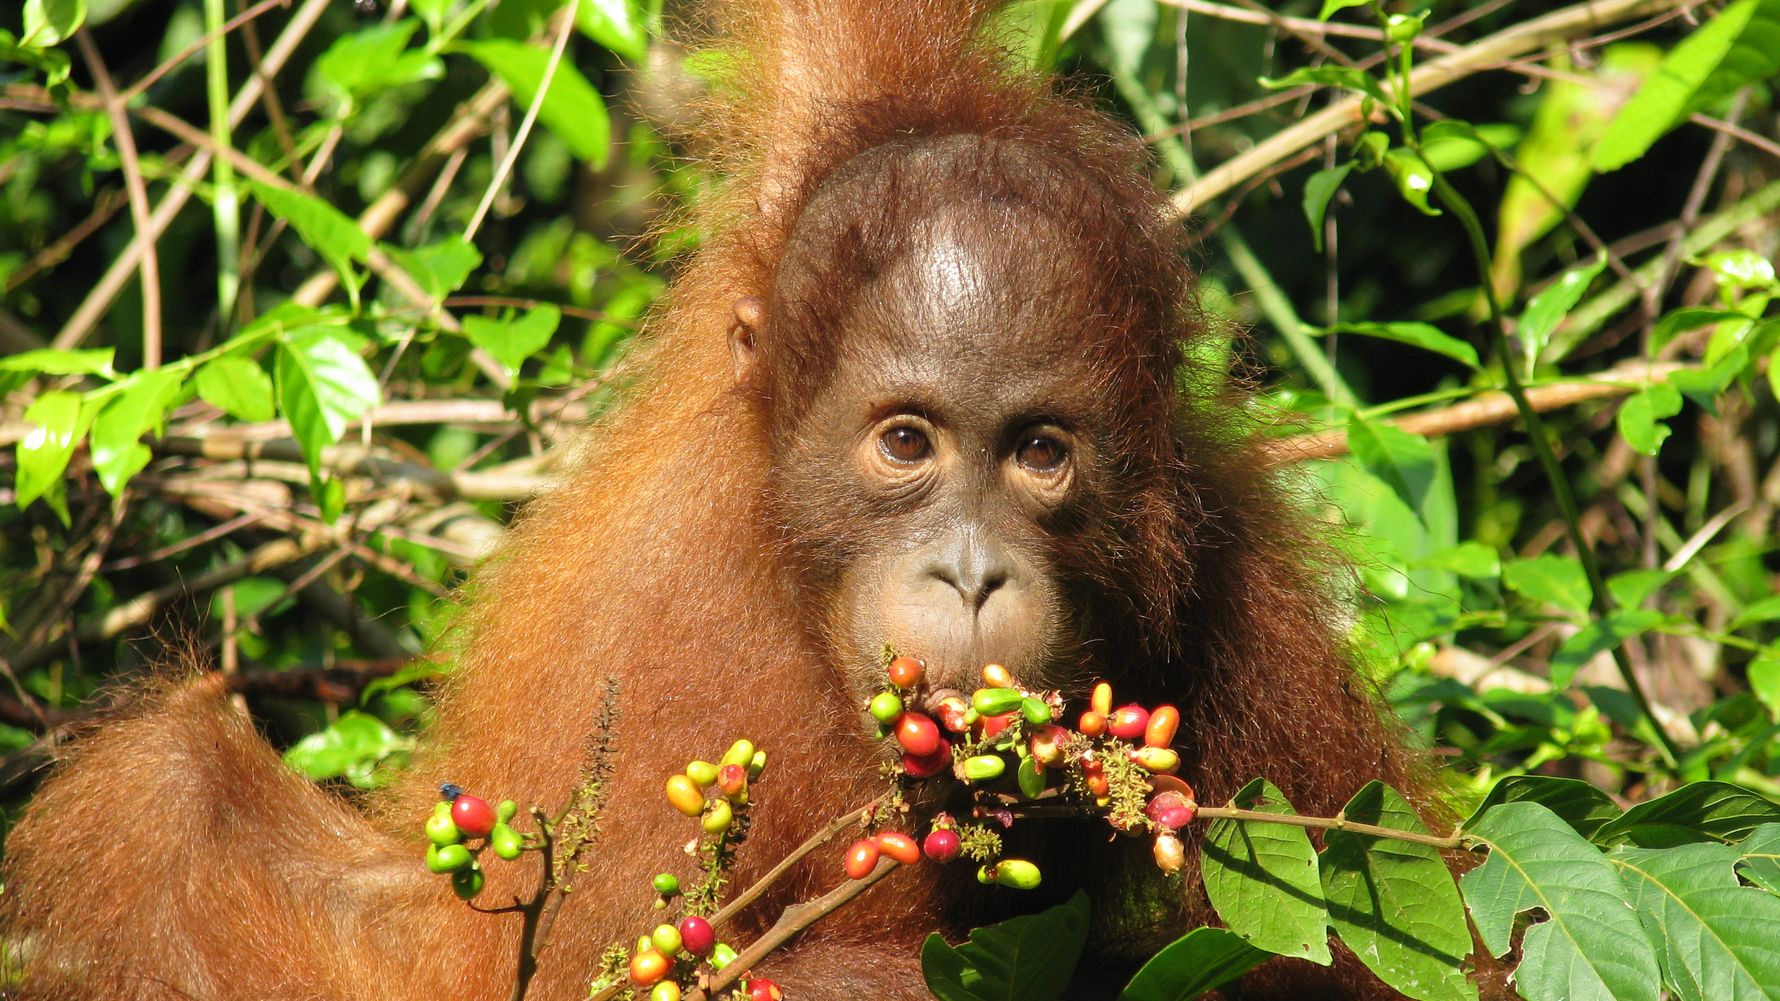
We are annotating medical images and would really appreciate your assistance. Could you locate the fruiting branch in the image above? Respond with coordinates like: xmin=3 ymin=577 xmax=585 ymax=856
xmin=709 ymin=795 xmax=889 ymax=931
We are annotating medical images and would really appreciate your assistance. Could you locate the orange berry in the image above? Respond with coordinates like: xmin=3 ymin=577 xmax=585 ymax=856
xmin=887 ymin=656 xmax=925 ymax=688
xmin=875 ymin=831 xmax=921 ymax=865
xmin=1145 ymin=705 xmax=1180 ymax=748
xmin=845 ymin=838 xmax=881 ymax=879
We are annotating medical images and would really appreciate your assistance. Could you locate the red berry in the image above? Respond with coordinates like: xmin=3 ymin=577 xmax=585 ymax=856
xmin=1077 ymin=711 xmax=1106 ymax=737
xmin=887 ymin=656 xmax=925 ymax=688
xmin=923 ymin=828 xmax=961 ymax=863
xmin=934 ymin=696 xmax=971 ymax=733
xmin=451 ymin=794 xmax=497 ymax=838
xmin=902 ymin=738 xmax=951 ymax=778
xmin=977 ymin=713 xmax=1013 ymax=739
xmin=1107 ymin=704 xmax=1150 ymax=740
xmin=875 ymin=831 xmax=921 ymax=865
xmin=678 ymin=915 xmax=715 ymax=957
xmin=1147 ymin=791 xmax=1197 ymax=831
xmin=895 ymin=713 xmax=943 ymax=757
xmin=719 ymin=764 xmax=748 ymax=798
xmin=747 ymin=979 xmax=783 ymax=1001
xmin=845 ymin=839 xmax=881 ymax=879
xmin=629 ymin=949 xmax=672 ymax=986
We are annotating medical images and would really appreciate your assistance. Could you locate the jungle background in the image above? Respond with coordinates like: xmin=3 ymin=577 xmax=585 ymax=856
xmin=3 ymin=0 xmax=1780 ymax=997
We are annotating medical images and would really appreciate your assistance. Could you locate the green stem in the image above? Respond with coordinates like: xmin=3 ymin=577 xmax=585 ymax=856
xmin=1414 ymin=143 xmax=1682 ymax=769
xmin=203 ymin=0 xmax=240 ymax=325
xmin=1196 ymin=805 xmax=1469 ymax=850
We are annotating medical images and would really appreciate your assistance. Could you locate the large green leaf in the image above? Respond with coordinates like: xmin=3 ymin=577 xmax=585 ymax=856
xmin=89 ymin=368 xmax=182 ymax=496
xmin=575 ymin=0 xmax=648 ymax=61
xmin=1462 ymin=802 xmax=1659 ymax=1001
xmin=462 ymin=304 xmax=560 ymax=376
xmin=1611 ymin=841 xmax=1780 ymax=1001
xmin=1593 ymin=782 xmax=1780 ymax=848
xmin=21 ymin=0 xmax=86 ymax=47
xmin=1346 ymin=415 xmax=1438 ymax=521
xmin=1321 ymin=783 xmax=1476 ymax=1001
xmin=1467 ymin=776 xmax=1622 ymax=840
xmin=282 ymin=710 xmax=413 ymax=789
xmin=920 ymin=891 xmax=1089 ymax=1001
xmin=1594 ymin=0 xmax=1780 ymax=171
xmin=1116 ymin=927 xmax=1271 ymax=1001
xmin=460 ymin=39 xmax=611 ymax=167
xmin=1318 ymin=321 xmax=1479 ymax=369
xmin=275 ymin=327 xmax=382 ymax=478
xmin=1734 ymin=822 xmax=1780 ymax=894
xmin=0 ymin=347 xmax=114 ymax=375
xmin=1203 ymin=778 xmax=1331 ymax=964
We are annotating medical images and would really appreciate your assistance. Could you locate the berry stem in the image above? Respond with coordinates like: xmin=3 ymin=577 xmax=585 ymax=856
xmin=1195 ymin=806 xmax=1470 ymax=850
xmin=706 ymin=794 xmax=891 ymax=931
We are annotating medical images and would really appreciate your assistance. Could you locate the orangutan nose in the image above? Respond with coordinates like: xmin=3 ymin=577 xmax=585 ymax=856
xmin=925 ymin=533 xmax=1013 ymax=613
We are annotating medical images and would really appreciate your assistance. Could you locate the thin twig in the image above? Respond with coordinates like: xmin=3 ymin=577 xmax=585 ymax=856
xmin=464 ymin=0 xmax=579 ymax=241
xmin=709 ymin=797 xmax=885 ymax=931
xmin=74 ymin=31 xmax=162 ymax=369
xmin=120 ymin=0 xmax=292 ymax=103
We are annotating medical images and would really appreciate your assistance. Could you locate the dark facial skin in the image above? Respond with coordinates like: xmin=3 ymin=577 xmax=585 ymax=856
xmin=756 ymin=192 xmax=1118 ymax=719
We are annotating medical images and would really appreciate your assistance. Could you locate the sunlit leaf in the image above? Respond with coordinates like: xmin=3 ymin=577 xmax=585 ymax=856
xmin=1502 ymin=554 xmax=1592 ymax=616
xmin=1203 ymin=779 xmax=1331 ymax=964
xmin=196 ymin=356 xmax=276 ymax=423
xmin=275 ymin=327 xmax=381 ymax=478
xmin=1302 ymin=163 xmax=1354 ymax=253
xmin=14 ymin=391 xmax=84 ymax=512
xmin=1317 ymin=322 xmax=1479 ymax=369
xmin=21 ymin=0 xmax=86 ymax=47
xmin=1611 ymin=841 xmax=1780 ymax=1001
xmin=460 ymin=39 xmax=611 ymax=167
xmin=89 ymin=368 xmax=181 ymax=496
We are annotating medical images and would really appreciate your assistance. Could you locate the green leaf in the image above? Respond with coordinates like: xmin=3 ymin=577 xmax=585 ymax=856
xmin=1321 ymin=783 xmax=1476 ymax=1001
xmin=14 ymin=391 xmax=83 ymax=512
xmin=381 ymin=238 xmax=481 ymax=301
xmin=1593 ymin=781 xmax=1780 ymax=849
xmin=462 ymin=304 xmax=560 ymax=376
xmin=196 ymin=356 xmax=276 ymax=422
xmin=1116 ymin=927 xmax=1272 ymax=1001
xmin=1317 ymin=0 xmax=1371 ymax=22
xmin=275 ymin=327 xmax=381 ymax=478
xmin=21 ymin=0 xmax=86 ymax=47
xmin=1594 ymin=0 xmax=1780 ymax=171
xmin=460 ymin=40 xmax=611 ymax=167
xmin=1518 ymin=254 xmax=1608 ymax=376
xmin=310 ymin=20 xmax=442 ymax=108
xmin=0 ymin=347 xmax=114 ymax=375
xmin=1616 ymin=382 xmax=1683 ymax=457
xmin=1415 ymin=541 xmax=1500 ymax=580
xmin=1203 ymin=778 xmax=1331 ymax=964
xmin=1302 ymin=163 xmax=1354 ymax=253
xmin=89 ymin=368 xmax=181 ymax=496
xmin=1259 ymin=65 xmax=1386 ymax=105
xmin=250 ymin=182 xmax=370 ymax=303
xmin=1468 ymin=776 xmax=1622 ymax=840
xmin=282 ymin=710 xmax=413 ymax=789
xmin=1502 ymin=553 xmax=1592 ymax=616
xmin=1318 ymin=322 xmax=1479 ymax=369
xmin=575 ymin=0 xmax=648 ymax=61
xmin=1346 ymin=415 xmax=1437 ymax=519
xmin=1384 ymin=149 xmax=1442 ymax=217
xmin=1550 ymin=608 xmax=1668 ymax=689
xmin=1733 ymin=822 xmax=1780 ymax=893
xmin=1611 ymin=841 xmax=1780 ymax=1001
xmin=920 ymin=891 xmax=1089 ymax=1001
xmin=1461 ymin=802 xmax=1660 ymax=1001
xmin=1748 ymin=657 xmax=1780 ymax=720
xmin=1607 ymin=568 xmax=1675 ymax=608
xmin=1699 ymin=249 xmax=1779 ymax=291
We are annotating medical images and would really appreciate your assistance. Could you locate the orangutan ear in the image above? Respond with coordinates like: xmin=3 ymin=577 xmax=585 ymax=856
xmin=729 ymin=296 xmax=764 ymax=384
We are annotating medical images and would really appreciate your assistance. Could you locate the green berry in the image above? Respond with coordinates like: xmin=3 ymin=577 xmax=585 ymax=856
xmin=652 ymin=872 xmax=681 ymax=896
xmin=993 ymin=859 xmax=1042 ymax=890
xmin=651 ymin=923 xmax=683 ymax=956
xmin=1019 ymin=697 xmax=1051 ymax=725
xmin=702 ymin=799 xmax=734 ymax=835
xmin=970 ymin=688 xmax=1023 ymax=716
xmin=426 ymin=843 xmax=472 ymax=874
xmin=963 ymin=755 xmax=1006 ymax=781
xmin=719 ymin=739 xmax=756 ymax=770
xmin=711 ymin=943 xmax=738 ymax=970
xmin=451 ymin=865 xmax=485 ymax=900
xmin=686 ymin=759 xmax=719 ymax=787
xmin=496 ymin=799 xmax=518 ymax=823
xmin=869 ymin=691 xmax=904 ymax=724
xmin=491 ymin=822 xmax=524 ymax=861
xmin=748 ymin=750 xmax=767 ymax=779
xmin=425 ymin=806 xmax=462 ymax=847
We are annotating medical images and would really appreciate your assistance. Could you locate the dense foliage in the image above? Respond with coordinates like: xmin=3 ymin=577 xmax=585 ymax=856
xmin=3 ymin=0 xmax=1780 ymax=997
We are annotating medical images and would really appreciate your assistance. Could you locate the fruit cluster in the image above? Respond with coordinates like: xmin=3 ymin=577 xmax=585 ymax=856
xmin=623 ymin=911 xmax=773 ymax=1001
xmin=870 ymin=656 xmax=1198 ymax=875
xmin=663 ymin=738 xmax=766 ymax=837
xmin=422 ymin=783 xmax=526 ymax=900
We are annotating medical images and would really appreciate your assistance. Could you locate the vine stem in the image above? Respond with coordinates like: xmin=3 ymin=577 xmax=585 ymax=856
xmin=1413 ymin=143 xmax=1683 ymax=770
xmin=1194 ymin=806 xmax=1468 ymax=850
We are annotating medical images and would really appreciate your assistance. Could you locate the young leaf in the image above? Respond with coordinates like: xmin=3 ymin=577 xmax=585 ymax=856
xmin=1616 ymin=382 xmax=1683 ymax=457
xmin=1302 ymin=163 xmax=1354 ymax=253
xmin=282 ymin=710 xmax=413 ymax=789
xmin=1502 ymin=553 xmax=1592 ymax=616
xmin=575 ymin=0 xmax=648 ymax=61
xmin=21 ymin=0 xmax=87 ymax=47
xmin=0 ymin=347 xmax=114 ymax=375
xmin=310 ymin=20 xmax=442 ymax=109
xmin=196 ymin=356 xmax=276 ymax=422
xmin=1549 ymin=608 xmax=1668 ymax=689
xmin=1317 ymin=0 xmax=1369 ymax=20
xmin=1593 ymin=782 xmax=1780 ymax=849
xmin=1594 ymin=0 xmax=1780 ymax=171
xmin=921 ymin=891 xmax=1089 ymax=1001
xmin=1611 ymin=841 xmax=1780 ymax=1001
xmin=1317 ymin=322 xmax=1479 ymax=369
xmin=1345 ymin=415 xmax=1437 ymax=521
xmin=251 ymin=182 xmax=370 ymax=303
xmin=1461 ymin=801 xmax=1660 ymax=1001
xmin=1116 ymin=927 xmax=1271 ymax=1001
xmin=14 ymin=391 xmax=83 ymax=511
xmin=1259 ymin=65 xmax=1386 ymax=105
xmin=89 ymin=368 xmax=182 ymax=496
xmin=1467 ymin=776 xmax=1622 ymax=840
xmin=1384 ymin=149 xmax=1441 ymax=217
xmin=1203 ymin=778 xmax=1332 ymax=965
xmin=381 ymin=238 xmax=481 ymax=301
xmin=462 ymin=305 xmax=561 ymax=376
xmin=1517 ymin=254 xmax=1608 ymax=376
xmin=275 ymin=327 xmax=382 ymax=478
xmin=460 ymin=40 xmax=611 ymax=167
xmin=1320 ymin=782 xmax=1476 ymax=1001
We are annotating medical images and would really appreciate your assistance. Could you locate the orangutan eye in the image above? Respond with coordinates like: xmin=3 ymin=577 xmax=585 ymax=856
xmin=1016 ymin=434 xmax=1068 ymax=473
xmin=880 ymin=426 xmax=933 ymax=464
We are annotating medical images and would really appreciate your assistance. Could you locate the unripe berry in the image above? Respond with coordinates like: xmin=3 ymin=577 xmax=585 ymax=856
xmin=1020 ymin=697 xmax=1051 ymax=725
xmin=451 ymin=794 xmax=497 ymax=838
xmin=962 ymin=755 xmax=1005 ymax=781
xmin=1107 ymin=704 xmax=1150 ymax=741
xmin=748 ymin=749 xmax=767 ymax=779
xmin=993 ymin=859 xmax=1043 ymax=890
xmin=747 ymin=978 xmax=783 ymax=1001
xmin=496 ymin=799 xmax=518 ymax=822
xmin=923 ymin=828 xmax=961 ymax=863
xmin=875 ymin=831 xmax=921 ymax=865
xmin=629 ymin=949 xmax=672 ymax=986
xmin=1145 ymin=705 xmax=1180 ymax=748
xmin=1153 ymin=832 xmax=1186 ymax=874
xmin=1131 ymin=746 xmax=1181 ymax=774
xmin=652 ymin=872 xmax=680 ymax=896
xmin=710 ymin=943 xmax=738 ymax=970
xmin=887 ymin=655 xmax=925 ymax=688
xmin=651 ymin=923 xmax=682 ymax=956
xmin=719 ymin=764 xmax=748 ymax=800
xmin=685 ymin=760 xmax=719 ymax=787
xmin=895 ymin=713 xmax=943 ymax=757
xmin=869 ymin=691 xmax=904 ymax=724
xmin=665 ymin=775 xmax=705 ymax=817
xmin=650 ymin=982 xmax=681 ymax=1001
xmin=702 ymin=799 xmax=734 ymax=835
xmin=902 ymin=739 xmax=951 ymax=778
xmin=981 ymin=663 xmax=1014 ymax=689
xmin=678 ymin=915 xmax=715 ymax=957
xmin=426 ymin=843 xmax=473 ymax=874
xmin=426 ymin=803 xmax=461 ymax=846
xmin=451 ymin=865 xmax=485 ymax=900
xmin=720 ymin=739 xmax=756 ymax=771
xmin=1090 ymin=681 xmax=1113 ymax=717
xmin=1077 ymin=711 xmax=1106 ymax=737
xmin=845 ymin=838 xmax=881 ymax=879
xmin=970 ymin=687 xmax=1023 ymax=717
xmin=491 ymin=822 xmax=524 ymax=861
